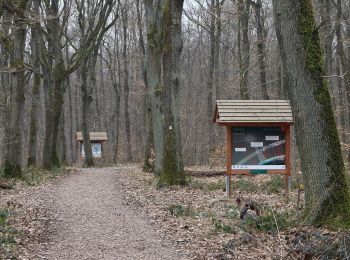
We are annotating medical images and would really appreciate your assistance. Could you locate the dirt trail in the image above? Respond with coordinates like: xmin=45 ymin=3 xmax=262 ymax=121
xmin=37 ymin=167 xmax=184 ymax=260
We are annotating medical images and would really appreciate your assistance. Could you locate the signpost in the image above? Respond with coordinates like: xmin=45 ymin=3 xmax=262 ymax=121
xmin=213 ymin=100 xmax=293 ymax=197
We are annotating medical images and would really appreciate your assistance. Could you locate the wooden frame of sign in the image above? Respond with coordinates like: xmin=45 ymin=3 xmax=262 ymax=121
xmin=213 ymin=100 xmax=293 ymax=198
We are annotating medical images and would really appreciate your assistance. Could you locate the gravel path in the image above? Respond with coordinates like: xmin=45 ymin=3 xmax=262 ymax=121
xmin=38 ymin=167 xmax=184 ymax=260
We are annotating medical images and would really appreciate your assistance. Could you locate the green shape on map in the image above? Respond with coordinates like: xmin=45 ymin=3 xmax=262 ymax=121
xmin=251 ymin=170 xmax=268 ymax=175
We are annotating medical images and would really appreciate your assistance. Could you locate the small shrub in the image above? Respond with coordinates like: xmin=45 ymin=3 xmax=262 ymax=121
xmin=242 ymin=208 xmax=293 ymax=233
xmin=21 ymin=167 xmax=66 ymax=186
xmin=0 ymin=208 xmax=18 ymax=257
xmin=185 ymin=176 xmax=206 ymax=190
xmin=261 ymin=175 xmax=284 ymax=194
xmin=191 ymin=180 xmax=206 ymax=189
xmin=207 ymin=179 xmax=226 ymax=191
xmin=0 ymin=209 xmax=10 ymax=226
xmin=222 ymin=224 xmax=235 ymax=233
xmin=212 ymin=218 xmax=235 ymax=234
xmin=257 ymin=209 xmax=292 ymax=232
xmin=168 ymin=204 xmax=192 ymax=217
xmin=236 ymin=178 xmax=258 ymax=192
xmin=193 ymin=210 xmax=210 ymax=218
xmin=225 ymin=205 xmax=240 ymax=219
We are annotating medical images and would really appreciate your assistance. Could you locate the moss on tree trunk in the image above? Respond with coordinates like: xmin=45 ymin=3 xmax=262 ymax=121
xmin=298 ymin=0 xmax=350 ymax=227
xmin=273 ymin=0 xmax=350 ymax=227
xmin=145 ymin=0 xmax=186 ymax=186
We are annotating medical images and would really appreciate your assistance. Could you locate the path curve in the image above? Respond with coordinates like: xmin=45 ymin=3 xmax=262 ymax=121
xmin=40 ymin=167 xmax=184 ymax=260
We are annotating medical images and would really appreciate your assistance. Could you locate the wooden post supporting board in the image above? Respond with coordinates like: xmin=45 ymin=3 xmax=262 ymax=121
xmin=284 ymin=125 xmax=291 ymax=200
xmin=226 ymin=126 xmax=232 ymax=197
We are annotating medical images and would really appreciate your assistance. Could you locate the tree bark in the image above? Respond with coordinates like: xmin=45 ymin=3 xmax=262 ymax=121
xmin=319 ymin=0 xmax=333 ymax=77
xmin=90 ymin=48 xmax=101 ymax=131
xmin=335 ymin=0 xmax=350 ymax=151
xmin=122 ymin=9 xmax=132 ymax=162
xmin=80 ymin=58 xmax=94 ymax=167
xmin=0 ymin=10 xmax=11 ymax=167
xmin=253 ymin=0 xmax=269 ymax=99
xmin=28 ymin=0 xmax=43 ymax=167
xmin=273 ymin=0 xmax=350 ymax=226
xmin=2 ymin=2 xmax=27 ymax=177
xmin=237 ymin=0 xmax=250 ymax=100
xmin=136 ymin=0 xmax=154 ymax=172
xmin=207 ymin=0 xmax=216 ymax=157
xmin=145 ymin=0 xmax=186 ymax=185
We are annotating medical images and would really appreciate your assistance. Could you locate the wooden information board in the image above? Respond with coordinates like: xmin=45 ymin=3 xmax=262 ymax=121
xmin=213 ymin=100 xmax=293 ymax=197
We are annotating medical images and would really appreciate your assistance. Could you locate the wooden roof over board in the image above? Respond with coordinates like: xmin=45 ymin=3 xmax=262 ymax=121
xmin=76 ymin=132 xmax=108 ymax=141
xmin=213 ymin=100 xmax=293 ymax=124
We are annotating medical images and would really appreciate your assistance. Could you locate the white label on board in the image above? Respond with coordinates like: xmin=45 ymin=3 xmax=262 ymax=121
xmin=232 ymin=165 xmax=286 ymax=170
xmin=235 ymin=148 xmax=247 ymax=152
xmin=265 ymin=136 xmax=279 ymax=141
xmin=250 ymin=142 xmax=263 ymax=148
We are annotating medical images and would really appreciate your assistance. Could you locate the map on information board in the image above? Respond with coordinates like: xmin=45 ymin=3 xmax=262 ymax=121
xmin=82 ymin=143 xmax=102 ymax=158
xmin=232 ymin=127 xmax=286 ymax=170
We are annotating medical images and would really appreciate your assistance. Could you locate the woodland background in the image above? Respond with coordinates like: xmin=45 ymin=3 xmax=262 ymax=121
xmin=0 ymin=0 xmax=349 ymax=169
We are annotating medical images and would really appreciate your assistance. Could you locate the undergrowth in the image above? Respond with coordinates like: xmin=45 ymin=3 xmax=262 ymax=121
xmin=261 ymin=175 xmax=284 ymax=194
xmin=168 ymin=204 xmax=193 ymax=217
xmin=0 ymin=166 xmax=68 ymax=186
xmin=0 ymin=208 xmax=18 ymax=258
xmin=236 ymin=178 xmax=258 ymax=192
xmin=19 ymin=167 xmax=66 ymax=186
xmin=241 ymin=208 xmax=295 ymax=233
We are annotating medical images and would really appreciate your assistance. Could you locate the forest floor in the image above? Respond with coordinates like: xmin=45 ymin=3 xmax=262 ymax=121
xmin=1 ymin=165 xmax=350 ymax=259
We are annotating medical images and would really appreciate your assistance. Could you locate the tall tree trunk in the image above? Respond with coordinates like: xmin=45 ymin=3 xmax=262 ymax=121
xmin=28 ymin=1 xmax=42 ymax=167
xmin=273 ymin=0 xmax=350 ymax=226
xmin=58 ymin=107 xmax=67 ymax=165
xmin=253 ymin=0 xmax=269 ymax=99
xmin=207 ymin=0 xmax=216 ymax=157
xmin=319 ymin=0 xmax=333 ymax=76
xmin=145 ymin=0 xmax=186 ymax=185
xmin=106 ymin=28 xmax=121 ymax=163
xmin=41 ymin=0 xmax=64 ymax=169
xmin=67 ymin=75 xmax=74 ymax=164
xmin=42 ymin=66 xmax=54 ymax=169
xmin=238 ymin=0 xmax=250 ymax=100
xmin=335 ymin=0 xmax=350 ymax=101
xmin=136 ymin=0 xmax=154 ymax=172
xmin=3 ymin=11 xmax=27 ymax=177
xmin=28 ymin=36 xmax=41 ymax=167
xmin=122 ymin=10 xmax=132 ymax=161
xmin=80 ymin=58 xmax=94 ymax=167
xmin=90 ymin=48 xmax=100 ymax=131
xmin=335 ymin=0 xmax=350 ymax=152
xmin=336 ymin=56 xmax=347 ymax=142
xmin=213 ymin=0 xmax=222 ymax=102
xmin=276 ymin=62 xmax=283 ymax=98
xmin=0 ymin=10 xmax=11 ymax=166
xmin=51 ymin=79 xmax=65 ymax=167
